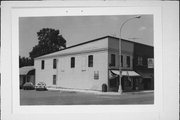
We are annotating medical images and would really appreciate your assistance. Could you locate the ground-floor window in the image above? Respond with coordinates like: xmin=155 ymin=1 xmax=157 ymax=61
xmin=123 ymin=77 xmax=132 ymax=87
xmin=94 ymin=71 xmax=99 ymax=80
xmin=53 ymin=75 xmax=57 ymax=85
xmin=109 ymin=78 xmax=118 ymax=87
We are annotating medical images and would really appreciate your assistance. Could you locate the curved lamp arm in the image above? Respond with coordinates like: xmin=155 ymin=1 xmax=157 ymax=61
xmin=120 ymin=16 xmax=141 ymax=38
xmin=118 ymin=15 xmax=141 ymax=94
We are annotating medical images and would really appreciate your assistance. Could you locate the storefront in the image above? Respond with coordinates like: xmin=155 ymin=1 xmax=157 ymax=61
xmin=108 ymin=70 xmax=141 ymax=92
xmin=136 ymin=70 xmax=154 ymax=90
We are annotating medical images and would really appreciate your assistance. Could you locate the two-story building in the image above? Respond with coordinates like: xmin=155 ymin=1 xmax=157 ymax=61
xmin=34 ymin=36 xmax=153 ymax=92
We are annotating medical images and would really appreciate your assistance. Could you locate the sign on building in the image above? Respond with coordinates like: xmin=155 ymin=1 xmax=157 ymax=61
xmin=147 ymin=58 xmax=154 ymax=68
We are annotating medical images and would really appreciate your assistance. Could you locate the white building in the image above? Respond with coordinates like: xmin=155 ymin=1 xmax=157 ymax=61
xmin=34 ymin=36 xmax=142 ymax=92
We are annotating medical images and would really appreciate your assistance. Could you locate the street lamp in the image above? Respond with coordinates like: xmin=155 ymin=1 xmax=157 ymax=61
xmin=118 ymin=16 xmax=141 ymax=94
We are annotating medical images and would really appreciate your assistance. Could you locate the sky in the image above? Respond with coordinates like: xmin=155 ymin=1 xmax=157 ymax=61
xmin=19 ymin=15 xmax=153 ymax=57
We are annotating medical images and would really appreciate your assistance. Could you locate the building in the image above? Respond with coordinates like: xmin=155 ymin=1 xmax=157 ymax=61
xmin=20 ymin=66 xmax=35 ymax=88
xmin=34 ymin=36 xmax=154 ymax=92
xmin=133 ymin=43 xmax=154 ymax=90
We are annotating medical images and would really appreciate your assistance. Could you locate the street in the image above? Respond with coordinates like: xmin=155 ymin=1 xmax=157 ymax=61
xmin=20 ymin=90 xmax=154 ymax=105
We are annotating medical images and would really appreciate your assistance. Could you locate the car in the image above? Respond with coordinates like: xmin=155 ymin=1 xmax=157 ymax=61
xmin=23 ymin=82 xmax=35 ymax=90
xmin=35 ymin=82 xmax=47 ymax=91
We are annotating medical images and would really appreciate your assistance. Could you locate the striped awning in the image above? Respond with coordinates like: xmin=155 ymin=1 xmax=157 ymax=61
xmin=110 ymin=70 xmax=140 ymax=77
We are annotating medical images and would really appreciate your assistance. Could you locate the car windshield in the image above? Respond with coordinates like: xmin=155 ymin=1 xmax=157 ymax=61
xmin=37 ymin=82 xmax=46 ymax=86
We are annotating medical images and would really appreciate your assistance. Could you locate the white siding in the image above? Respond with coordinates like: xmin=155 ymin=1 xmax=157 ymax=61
xmin=35 ymin=58 xmax=58 ymax=87
xmin=57 ymin=51 xmax=108 ymax=91
xmin=35 ymin=50 xmax=108 ymax=91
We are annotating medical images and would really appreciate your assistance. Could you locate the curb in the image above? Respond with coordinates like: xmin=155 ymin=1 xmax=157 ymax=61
xmin=47 ymin=88 xmax=154 ymax=96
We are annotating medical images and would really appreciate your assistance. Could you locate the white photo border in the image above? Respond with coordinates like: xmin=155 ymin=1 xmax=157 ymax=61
xmin=1 ymin=1 xmax=179 ymax=120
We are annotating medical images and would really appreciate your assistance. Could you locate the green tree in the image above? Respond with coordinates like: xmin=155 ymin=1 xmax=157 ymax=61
xmin=29 ymin=28 xmax=66 ymax=59
xmin=19 ymin=56 xmax=33 ymax=68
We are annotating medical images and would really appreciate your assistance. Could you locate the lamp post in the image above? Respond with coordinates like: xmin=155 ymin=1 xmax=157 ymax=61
xmin=118 ymin=16 xmax=141 ymax=94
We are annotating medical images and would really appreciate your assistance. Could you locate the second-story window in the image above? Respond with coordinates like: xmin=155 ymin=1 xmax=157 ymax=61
xmin=121 ymin=55 xmax=123 ymax=67
xmin=71 ymin=57 xmax=75 ymax=68
xmin=53 ymin=59 xmax=57 ymax=69
xmin=88 ymin=55 xmax=93 ymax=67
xmin=41 ymin=60 xmax=45 ymax=70
xmin=137 ymin=56 xmax=143 ymax=65
xmin=111 ymin=54 xmax=116 ymax=66
xmin=127 ymin=56 xmax=130 ymax=67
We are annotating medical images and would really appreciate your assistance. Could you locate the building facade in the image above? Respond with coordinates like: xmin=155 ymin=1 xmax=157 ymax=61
xmin=34 ymin=36 xmax=154 ymax=92
xmin=19 ymin=66 xmax=35 ymax=88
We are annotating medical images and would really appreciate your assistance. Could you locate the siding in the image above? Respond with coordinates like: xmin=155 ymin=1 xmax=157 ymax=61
xmin=35 ymin=50 xmax=108 ymax=91
xmin=57 ymin=51 xmax=108 ymax=91
xmin=108 ymin=37 xmax=134 ymax=70
xmin=35 ymin=58 xmax=58 ymax=86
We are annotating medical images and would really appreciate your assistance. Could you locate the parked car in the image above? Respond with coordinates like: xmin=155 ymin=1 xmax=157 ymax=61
xmin=35 ymin=82 xmax=47 ymax=91
xmin=23 ymin=82 xmax=35 ymax=90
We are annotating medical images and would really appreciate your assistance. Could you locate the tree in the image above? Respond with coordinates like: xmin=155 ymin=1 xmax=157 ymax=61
xmin=29 ymin=28 xmax=66 ymax=59
xmin=19 ymin=56 xmax=33 ymax=68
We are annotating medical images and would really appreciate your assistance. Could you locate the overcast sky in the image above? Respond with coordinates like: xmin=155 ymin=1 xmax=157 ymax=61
xmin=19 ymin=15 xmax=153 ymax=57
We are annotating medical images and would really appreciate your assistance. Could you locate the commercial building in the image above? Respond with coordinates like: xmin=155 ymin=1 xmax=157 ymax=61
xmin=34 ymin=36 xmax=154 ymax=92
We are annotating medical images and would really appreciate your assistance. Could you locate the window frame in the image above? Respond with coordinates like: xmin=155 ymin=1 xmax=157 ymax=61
xmin=121 ymin=55 xmax=123 ymax=67
xmin=53 ymin=59 xmax=57 ymax=69
xmin=126 ymin=56 xmax=130 ymax=67
xmin=88 ymin=55 xmax=93 ymax=67
xmin=137 ymin=56 xmax=143 ymax=65
xmin=111 ymin=54 xmax=116 ymax=67
xmin=71 ymin=57 xmax=75 ymax=68
xmin=94 ymin=71 xmax=99 ymax=80
xmin=53 ymin=75 xmax=57 ymax=85
xmin=41 ymin=60 xmax=45 ymax=70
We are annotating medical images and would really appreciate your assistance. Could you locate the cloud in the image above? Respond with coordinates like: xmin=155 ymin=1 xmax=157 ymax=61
xmin=138 ymin=26 xmax=147 ymax=31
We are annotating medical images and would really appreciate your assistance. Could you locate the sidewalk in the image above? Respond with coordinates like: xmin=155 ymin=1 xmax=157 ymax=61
xmin=47 ymin=87 xmax=154 ymax=96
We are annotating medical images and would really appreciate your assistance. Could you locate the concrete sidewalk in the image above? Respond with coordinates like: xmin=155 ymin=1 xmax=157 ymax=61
xmin=47 ymin=87 xmax=154 ymax=96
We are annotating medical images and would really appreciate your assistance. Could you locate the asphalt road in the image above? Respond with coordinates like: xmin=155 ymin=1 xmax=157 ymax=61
xmin=20 ymin=90 xmax=154 ymax=105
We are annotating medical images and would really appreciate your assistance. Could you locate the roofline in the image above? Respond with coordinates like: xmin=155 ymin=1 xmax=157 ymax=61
xmin=35 ymin=36 xmax=109 ymax=59
xmin=35 ymin=35 xmax=153 ymax=59
xmin=107 ymin=36 xmax=153 ymax=48
xmin=65 ymin=35 xmax=153 ymax=49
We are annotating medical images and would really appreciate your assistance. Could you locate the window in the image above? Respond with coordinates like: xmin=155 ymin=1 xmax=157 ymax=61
xmin=53 ymin=75 xmax=56 ymax=85
xmin=111 ymin=54 xmax=116 ymax=66
xmin=127 ymin=56 xmax=130 ymax=67
xmin=41 ymin=60 xmax=45 ymax=69
xmin=81 ymin=56 xmax=86 ymax=71
xmin=71 ymin=57 xmax=75 ymax=68
xmin=94 ymin=71 xmax=99 ymax=80
xmin=53 ymin=59 xmax=57 ymax=69
xmin=121 ymin=55 xmax=123 ymax=67
xmin=88 ymin=55 xmax=93 ymax=67
xmin=124 ymin=77 xmax=132 ymax=87
xmin=137 ymin=56 xmax=143 ymax=65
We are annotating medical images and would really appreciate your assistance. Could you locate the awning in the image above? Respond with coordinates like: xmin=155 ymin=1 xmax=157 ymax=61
xmin=136 ymin=71 xmax=153 ymax=78
xmin=110 ymin=70 xmax=140 ymax=77
xmin=109 ymin=70 xmax=118 ymax=79
xmin=20 ymin=66 xmax=34 ymax=75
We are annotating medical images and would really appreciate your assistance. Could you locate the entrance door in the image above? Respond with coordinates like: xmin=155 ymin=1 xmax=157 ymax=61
xmin=143 ymin=78 xmax=151 ymax=90
xmin=109 ymin=77 xmax=119 ymax=92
